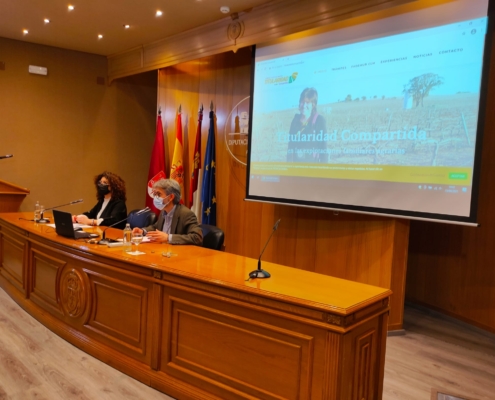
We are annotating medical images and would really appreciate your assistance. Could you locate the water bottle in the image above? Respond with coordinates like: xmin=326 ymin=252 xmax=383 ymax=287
xmin=34 ymin=201 xmax=41 ymax=222
xmin=123 ymin=223 xmax=132 ymax=252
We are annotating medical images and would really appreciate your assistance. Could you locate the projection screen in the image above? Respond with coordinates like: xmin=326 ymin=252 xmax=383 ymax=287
xmin=246 ymin=0 xmax=491 ymax=224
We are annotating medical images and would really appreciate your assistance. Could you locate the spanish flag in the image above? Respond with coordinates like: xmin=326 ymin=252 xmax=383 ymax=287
xmin=170 ymin=107 xmax=185 ymax=203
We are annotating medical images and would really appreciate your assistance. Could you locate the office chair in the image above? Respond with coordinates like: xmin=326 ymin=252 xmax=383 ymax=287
xmin=127 ymin=208 xmax=157 ymax=229
xmin=200 ymin=224 xmax=225 ymax=251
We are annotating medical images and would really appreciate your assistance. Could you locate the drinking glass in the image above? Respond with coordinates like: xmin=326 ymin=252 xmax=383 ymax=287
xmin=131 ymin=231 xmax=143 ymax=253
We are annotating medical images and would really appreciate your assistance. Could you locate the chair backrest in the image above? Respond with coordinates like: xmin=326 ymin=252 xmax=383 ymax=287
xmin=200 ymin=224 xmax=225 ymax=251
xmin=127 ymin=209 xmax=157 ymax=229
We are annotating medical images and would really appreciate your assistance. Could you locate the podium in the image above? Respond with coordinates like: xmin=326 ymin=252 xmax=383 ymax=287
xmin=0 ymin=180 xmax=30 ymax=212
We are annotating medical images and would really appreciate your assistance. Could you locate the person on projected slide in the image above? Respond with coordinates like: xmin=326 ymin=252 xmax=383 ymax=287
xmin=287 ymin=87 xmax=328 ymax=163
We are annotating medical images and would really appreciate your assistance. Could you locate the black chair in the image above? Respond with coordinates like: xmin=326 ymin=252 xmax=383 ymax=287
xmin=127 ymin=208 xmax=157 ymax=229
xmin=200 ymin=224 xmax=224 ymax=251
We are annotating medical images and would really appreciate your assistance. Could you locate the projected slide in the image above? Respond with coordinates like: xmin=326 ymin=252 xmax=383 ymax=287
xmin=248 ymin=13 xmax=488 ymax=219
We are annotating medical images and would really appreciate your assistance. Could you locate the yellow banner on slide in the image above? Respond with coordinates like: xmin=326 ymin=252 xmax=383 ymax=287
xmin=250 ymin=162 xmax=472 ymax=185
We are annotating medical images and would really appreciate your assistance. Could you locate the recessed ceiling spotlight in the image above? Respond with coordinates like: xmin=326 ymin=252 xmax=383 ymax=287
xmin=23 ymin=29 xmax=29 ymax=35
xmin=98 ymin=34 xmax=103 ymax=39
xmin=44 ymin=18 xmax=50 ymax=24
xmin=156 ymin=10 xmax=163 ymax=17
xmin=124 ymin=24 xmax=130 ymax=29
xmin=68 ymin=5 xmax=74 ymax=11
xmin=220 ymin=6 xmax=230 ymax=13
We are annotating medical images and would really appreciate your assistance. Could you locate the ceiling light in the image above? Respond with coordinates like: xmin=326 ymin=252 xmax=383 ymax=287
xmin=68 ymin=5 xmax=74 ymax=11
xmin=156 ymin=10 xmax=163 ymax=17
xmin=124 ymin=24 xmax=130 ymax=29
xmin=23 ymin=29 xmax=28 ymax=35
xmin=44 ymin=19 xmax=50 ymax=24
xmin=98 ymin=34 xmax=103 ymax=39
xmin=220 ymin=6 xmax=230 ymax=14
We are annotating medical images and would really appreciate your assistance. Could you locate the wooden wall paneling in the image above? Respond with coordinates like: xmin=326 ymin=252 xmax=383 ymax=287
xmin=293 ymin=207 xmax=320 ymax=273
xmin=223 ymin=48 xmax=263 ymax=257
xmin=388 ymin=218 xmax=409 ymax=331
xmin=314 ymin=213 xmax=393 ymax=288
xmin=213 ymin=51 xmax=236 ymax=233
xmin=260 ymin=203 xmax=299 ymax=270
xmin=406 ymin=25 xmax=495 ymax=334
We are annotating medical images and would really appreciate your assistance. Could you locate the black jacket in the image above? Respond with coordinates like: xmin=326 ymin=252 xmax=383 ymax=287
xmin=83 ymin=198 xmax=127 ymax=229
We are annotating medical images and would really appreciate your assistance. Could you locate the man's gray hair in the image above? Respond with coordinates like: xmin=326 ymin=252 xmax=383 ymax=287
xmin=153 ymin=179 xmax=181 ymax=205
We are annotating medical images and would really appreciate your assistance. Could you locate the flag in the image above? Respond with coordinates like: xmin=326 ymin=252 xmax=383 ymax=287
xmin=146 ymin=110 xmax=166 ymax=214
xmin=202 ymin=108 xmax=216 ymax=225
xmin=170 ymin=107 xmax=185 ymax=203
xmin=189 ymin=104 xmax=203 ymax=221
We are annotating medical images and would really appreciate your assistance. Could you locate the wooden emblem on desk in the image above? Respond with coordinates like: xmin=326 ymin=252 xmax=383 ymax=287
xmin=60 ymin=269 xmax=87 ymax=318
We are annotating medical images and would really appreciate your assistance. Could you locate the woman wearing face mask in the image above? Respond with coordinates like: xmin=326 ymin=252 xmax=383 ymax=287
xmin=73 ymin=171 xmax=127 ymax=229
xmin=132 ymin=178 xmax=202 ymax=246
xmin=287 ymin=87 xmax=328 ymax=163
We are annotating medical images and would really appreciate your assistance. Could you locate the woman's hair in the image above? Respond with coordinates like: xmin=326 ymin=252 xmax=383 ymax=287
xmin=299 ymin=87 xmax=318 ymax=115
xmin=94 ymin=171 xmax=127 ymax=202
xmin=153 ymin=179 xmax=181 ymax=205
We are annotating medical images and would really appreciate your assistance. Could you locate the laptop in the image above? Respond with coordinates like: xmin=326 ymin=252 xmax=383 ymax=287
xmin=53 ymin=209 xmax=91 ymax=239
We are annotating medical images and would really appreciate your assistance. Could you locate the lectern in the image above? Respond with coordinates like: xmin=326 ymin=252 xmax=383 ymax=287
xmin=0 ymin=179 xmax=29 ymax=212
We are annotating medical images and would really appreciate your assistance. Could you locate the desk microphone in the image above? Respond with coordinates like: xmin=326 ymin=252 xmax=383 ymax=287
xmin=98 ymin=207 xmax=150 ymax=245
xmin=249 ymin=219 xmax=281 ymax=279
xmin=38 ymin=199 xmax=83 ymax=223
xmin=0 ymin=154 xmax=13 ymax=159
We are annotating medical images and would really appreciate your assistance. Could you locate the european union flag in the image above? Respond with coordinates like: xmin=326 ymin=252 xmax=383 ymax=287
xmin=201 ymin=110 xmax=216 ymax=225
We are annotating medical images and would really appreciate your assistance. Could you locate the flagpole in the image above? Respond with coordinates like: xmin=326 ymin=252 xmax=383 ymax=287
xmin=201 ymin=100 xmax=217 ymax=226
xmin=190 ymin=103 xmax=204 ymax=221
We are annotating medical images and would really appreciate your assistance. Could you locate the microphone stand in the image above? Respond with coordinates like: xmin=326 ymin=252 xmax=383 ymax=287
xmin=38 ymin=199 xmax=83 ymax=223
xmin=249 ymin=219 xmax=281 ymax=279
xmin=98 ymin=207 xmax=150 ymax=245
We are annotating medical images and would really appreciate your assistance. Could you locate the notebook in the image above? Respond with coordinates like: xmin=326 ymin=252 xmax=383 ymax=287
xmin=53 ymin=209 xmax=91 ymax=239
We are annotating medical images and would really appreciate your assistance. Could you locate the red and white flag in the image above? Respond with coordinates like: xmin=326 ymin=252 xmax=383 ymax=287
xmin=170 ymin=107 xmax=185 ymax=203
xmin=189 ymin=104 xmax=203 ymax=221
xmin=146 ymin=110 xmax=166 ymax=214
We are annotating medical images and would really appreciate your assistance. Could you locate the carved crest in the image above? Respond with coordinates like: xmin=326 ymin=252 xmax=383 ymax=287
xmin=60 ymin=269 xmax=86 ymax=318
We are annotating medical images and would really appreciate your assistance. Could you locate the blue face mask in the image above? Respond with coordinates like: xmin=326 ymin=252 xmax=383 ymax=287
xmin=153 ymin=196 xmax=171 ymax=210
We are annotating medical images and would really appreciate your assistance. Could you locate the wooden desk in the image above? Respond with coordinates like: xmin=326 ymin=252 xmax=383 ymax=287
xmin=0 ymin=212 xmax=391 ymax=400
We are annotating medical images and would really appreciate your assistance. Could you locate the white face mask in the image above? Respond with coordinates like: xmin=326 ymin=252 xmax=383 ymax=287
xmin=153 ymin=195 xmax=171 ymax=210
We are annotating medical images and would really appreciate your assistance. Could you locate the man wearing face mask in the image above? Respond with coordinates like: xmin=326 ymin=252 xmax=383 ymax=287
xmin=74 ymin=171 xmax=128 ymax=229
xmin=132 ymin=179 xmax=203 ymax=246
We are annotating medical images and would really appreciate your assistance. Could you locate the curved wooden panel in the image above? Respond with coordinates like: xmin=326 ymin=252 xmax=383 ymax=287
xmin=0 ymin=212 xmax=390 ymax=399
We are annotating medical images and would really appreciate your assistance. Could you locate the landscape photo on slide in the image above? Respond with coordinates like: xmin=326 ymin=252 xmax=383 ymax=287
xmin=251 ymin=71 xmax=480 ymax=169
